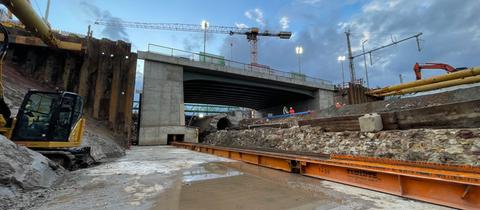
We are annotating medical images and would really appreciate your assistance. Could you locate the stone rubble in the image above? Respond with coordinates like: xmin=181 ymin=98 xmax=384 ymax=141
xmin=0 ymin=135 xmax=66 ymax=209
xmin=0 ymin=135 xmax=65 ymax=190
xmin=204 ymin=126 xmax=480 ymax=166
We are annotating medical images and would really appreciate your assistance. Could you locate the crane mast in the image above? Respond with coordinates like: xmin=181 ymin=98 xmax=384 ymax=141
xmin=94 ymin=20 xmax=292 ymax=64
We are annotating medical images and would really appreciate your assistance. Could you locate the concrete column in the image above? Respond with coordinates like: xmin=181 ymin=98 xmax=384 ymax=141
xmin=139 ymin=61 xmax=186 ymax=145
xmin=307 ymin=89 xmax=334 ymax=111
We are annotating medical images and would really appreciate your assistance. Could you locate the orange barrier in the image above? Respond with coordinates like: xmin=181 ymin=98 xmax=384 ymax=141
xmin=173 ymin=142 xmax=480 ymax=209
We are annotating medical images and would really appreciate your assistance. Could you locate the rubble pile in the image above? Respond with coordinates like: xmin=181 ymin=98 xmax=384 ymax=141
xmin=0 ymin=135 xmax=66 ymax=210
xmin=239 ymin=117 xmax=298 ymax=129
xmin=204 ymin=126 xmax=480 ymax=166
xmin=0 ymin=135 xmax=65 ymax=191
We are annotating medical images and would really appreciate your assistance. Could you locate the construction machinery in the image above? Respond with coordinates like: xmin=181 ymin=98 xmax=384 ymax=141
xmin=0 ymin=0 xmax=90 ymax=169
xmin=94 ymin=20 xmax=292 ymax=64
xmin=413 ymin=62 xmax=467 ymax=80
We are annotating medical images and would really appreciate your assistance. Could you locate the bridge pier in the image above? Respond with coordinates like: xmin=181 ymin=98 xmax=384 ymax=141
xmin=139 ymin=61 xmax=197 ymax=145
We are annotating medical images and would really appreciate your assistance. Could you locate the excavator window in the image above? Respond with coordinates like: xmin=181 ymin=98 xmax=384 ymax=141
xmin=11 ymin=91 xmax=83 ymax=141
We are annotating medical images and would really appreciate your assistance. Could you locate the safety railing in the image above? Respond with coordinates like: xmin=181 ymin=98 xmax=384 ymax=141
xmin=147 ymin=44 xmax=332 ymax=86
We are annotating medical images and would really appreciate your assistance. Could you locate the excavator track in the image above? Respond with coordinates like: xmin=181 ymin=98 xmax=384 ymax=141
xmin=173 ymin=142 xmax=480 ymax=210
xmin=37 ymin=147 xmax=95 ymax=170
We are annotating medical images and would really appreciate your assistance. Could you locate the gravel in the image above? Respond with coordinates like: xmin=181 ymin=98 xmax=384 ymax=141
xmin=0 ymin=135 xmax=66 ymax=210
xmin=204 ymin=126 xmax=480 ymax=166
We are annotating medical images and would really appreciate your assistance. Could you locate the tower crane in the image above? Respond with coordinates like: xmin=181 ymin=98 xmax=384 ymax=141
xmin=94 ymin=20 xmax=292 ymax=64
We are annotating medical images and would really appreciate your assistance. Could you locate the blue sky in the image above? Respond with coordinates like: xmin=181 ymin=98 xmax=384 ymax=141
xmin=25 ymin=0 xmax=480 ymax=88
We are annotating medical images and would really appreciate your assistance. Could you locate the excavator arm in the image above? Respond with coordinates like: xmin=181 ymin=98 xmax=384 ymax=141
xmin=413 ymin=62 xmax=466 ymax=80
xmin=0 ymin=0 xmax=82 ymax=51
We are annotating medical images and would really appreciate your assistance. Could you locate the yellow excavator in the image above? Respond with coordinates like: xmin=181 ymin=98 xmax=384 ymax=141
xmin=0 ymin=0 xmax=90 ymax=169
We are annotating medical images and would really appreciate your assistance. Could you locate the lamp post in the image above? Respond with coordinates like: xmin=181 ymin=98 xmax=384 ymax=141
xmin=337 ymin=55 xmax=346 ymax=87
xmin=362 ymin=39 xmax=369 ymax=88
xmin=295 ymin=46 xmax=303 ymax=73
xmin=201 ymin=20 xmax=209 ymax=56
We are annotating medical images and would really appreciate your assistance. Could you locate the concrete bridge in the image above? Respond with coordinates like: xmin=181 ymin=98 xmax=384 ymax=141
xmin=138 ymin=48 xmax=334 ymax=145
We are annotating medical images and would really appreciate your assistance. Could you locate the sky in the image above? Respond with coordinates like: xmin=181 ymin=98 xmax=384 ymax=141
xmin=24 ymin=0 xmax=480 ymax=88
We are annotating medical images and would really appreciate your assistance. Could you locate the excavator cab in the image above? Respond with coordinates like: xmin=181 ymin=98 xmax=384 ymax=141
xmin=10 ymin=90 xmax=85 ymax=147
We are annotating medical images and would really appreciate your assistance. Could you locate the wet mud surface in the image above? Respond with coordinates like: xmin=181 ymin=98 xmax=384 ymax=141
xmin=33 ymin=146 xmax=450 ymax=210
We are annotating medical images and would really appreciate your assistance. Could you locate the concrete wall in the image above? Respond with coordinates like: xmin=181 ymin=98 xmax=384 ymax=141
xmin=139 ymin=61 xmax=187 ymax=145
xmin=139 ymin=126 xmax=198 ymax=145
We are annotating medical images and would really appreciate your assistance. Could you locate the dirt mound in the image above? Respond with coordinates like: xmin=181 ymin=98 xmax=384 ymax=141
xmin=0 ymin=135 xmax=65 ymax=190
xmin=204 ymin=127 xmax=480 ymax=166
xmin=0 ymin=135 xmax=66 ymax=210
xmin=3 ymin=63 xmax=125 ymax=163
xmin=82 ymin=118 xmax=126 ymax=162
xmin=0 ymin=135 xmax=69 ymax=210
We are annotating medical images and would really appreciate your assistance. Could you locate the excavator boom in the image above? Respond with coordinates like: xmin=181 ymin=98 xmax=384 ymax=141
xmin=413 ymin=62 xmax=465 ymax=80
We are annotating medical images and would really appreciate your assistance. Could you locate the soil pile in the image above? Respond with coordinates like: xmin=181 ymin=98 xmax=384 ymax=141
xmin=0 ymin=135 xmax=65 ymax=209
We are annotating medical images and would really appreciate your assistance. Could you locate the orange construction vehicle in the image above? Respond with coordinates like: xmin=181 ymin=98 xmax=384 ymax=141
xmin=413 ymin=62 xmax=467 ymax=80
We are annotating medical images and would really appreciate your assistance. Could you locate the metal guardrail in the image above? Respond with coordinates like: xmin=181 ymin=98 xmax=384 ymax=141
xmin=147 ymin=44 xmax=332 ymax=86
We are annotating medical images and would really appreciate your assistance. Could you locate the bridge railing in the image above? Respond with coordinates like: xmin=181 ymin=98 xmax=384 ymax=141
xmin=147 ymin=44 xmax=332 ymax=86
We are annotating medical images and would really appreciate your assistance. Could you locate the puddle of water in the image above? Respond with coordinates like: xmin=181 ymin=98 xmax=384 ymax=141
xmin=152 ymin=161 xmax=342 ymax=210
xmin=182 ymin=162 xmax=243 ymax=183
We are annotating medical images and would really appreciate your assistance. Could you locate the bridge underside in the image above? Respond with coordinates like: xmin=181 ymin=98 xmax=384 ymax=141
xmin=184 ymin=80 xmax=311 ymax=110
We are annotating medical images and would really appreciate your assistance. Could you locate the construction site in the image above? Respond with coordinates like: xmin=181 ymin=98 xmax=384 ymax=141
xmin=0 ymin=0 xmax=479 ymax=209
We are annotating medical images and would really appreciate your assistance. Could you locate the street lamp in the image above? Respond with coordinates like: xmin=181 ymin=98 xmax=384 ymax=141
xmin=295 ymin=46 xmax=303 ymax=73
xmin=362 ymin=39 xmax=369 ymax=88
xmin=337 ymin=55 xmax=346 ymax=87
xmin=201 ymin=20 xmax=209 ymax=56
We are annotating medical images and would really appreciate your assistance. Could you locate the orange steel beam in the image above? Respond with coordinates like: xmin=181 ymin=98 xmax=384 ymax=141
xmin=173 ymin=142 xmax=480 ymax=209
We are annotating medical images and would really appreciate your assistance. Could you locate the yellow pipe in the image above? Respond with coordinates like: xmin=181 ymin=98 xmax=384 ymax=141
xmin=368 ymin=66 xmax=480 ymax=95
xmin=379 ymin=75 xmax=480 ymax=96
xmin=0 ymin=0 xmax=59 ymax=47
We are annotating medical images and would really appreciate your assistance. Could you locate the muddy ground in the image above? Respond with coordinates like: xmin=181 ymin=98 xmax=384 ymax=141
xmin=26 ymin=146 xmax=449 ymax=210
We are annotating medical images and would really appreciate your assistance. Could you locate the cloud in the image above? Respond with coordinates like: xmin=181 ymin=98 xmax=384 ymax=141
xmin=182 ymin=33 xmax=216 ymax=52
xmin=220 ymin=0 xmax=480 ymax=87
xmin=80 ymin=1 xmax=129 ymax=41
xmin=235 ymin=22 xmax=249 ymax=29
xmin=279 ymin=16 xmax=289 ymax=30
xmin=299 ymin=0 xmax=323 ymax=5
xmin=345 ymin=0 xmax=480 ymax=86
xmin=245 ymin=8 xmax=265 ymax=26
